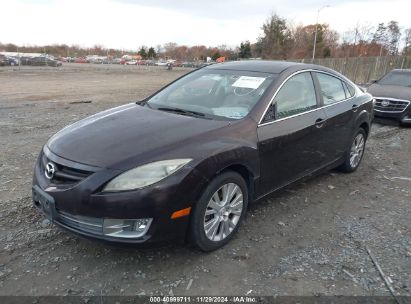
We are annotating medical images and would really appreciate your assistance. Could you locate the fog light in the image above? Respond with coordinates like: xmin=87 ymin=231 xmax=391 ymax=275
xmin=103 ymin=218 xmax=152 ymax=238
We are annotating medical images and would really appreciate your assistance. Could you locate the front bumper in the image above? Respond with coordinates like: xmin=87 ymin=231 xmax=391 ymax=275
xmin=373 ymin=97 xmax=411 ymax=123
xmin=32 ymin=147 xmax=208 ymax=245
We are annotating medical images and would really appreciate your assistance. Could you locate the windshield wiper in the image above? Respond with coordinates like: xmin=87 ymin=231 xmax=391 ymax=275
xmin=156 ymin=107 xmax=206 ymax=118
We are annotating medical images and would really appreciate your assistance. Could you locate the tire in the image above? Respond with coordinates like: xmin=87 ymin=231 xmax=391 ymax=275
xmin=189 ymin=171 xmax=248 ymax=252
xmin=400 ymin=120 xmax=411 ymax=128
xmin=338 ymin=128 xmax=367 ymax=173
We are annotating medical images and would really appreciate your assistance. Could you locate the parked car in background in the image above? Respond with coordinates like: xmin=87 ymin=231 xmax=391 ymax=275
xmin=156 ymin=61 xmax=168 ymax=66
xmin=30 ymin=57 xmax=62 ymax=67
xmin=91 ymin=58 xmax=104 ymax=64
xmin=366 ymin=69 xmax=411 ymax=125
xmin=74 ymin=58 xmax=87 ymax=64
xmin=0 ymin=56 xmax=19 ymax=66
xmin=125 ymin=60 xmax=138 ymax=65
xmin=145 ymin=60 xmax=156 ymax=66
xmin=32 ymin=61 xmax=373 ymax=251
xmin=0 ymin=55 xmax=7 ymax=66
xmin=181 ymin=61 xmax=195 ymax=68
xmin=172 ymin=61 xmax=182 ymax=67
xmin=19 ymin=56 xmax=32 ymax=65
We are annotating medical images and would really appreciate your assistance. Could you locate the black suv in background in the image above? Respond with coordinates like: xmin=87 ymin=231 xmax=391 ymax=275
xmin=367 ymin=69 xmax=411 ymax=125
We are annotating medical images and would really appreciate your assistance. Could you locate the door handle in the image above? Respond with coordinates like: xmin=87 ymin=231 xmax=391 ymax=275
xmin=315 ymin=118 xmax=326 ymax=128
xmin=352 ymin=104 xmax=359 ymax=112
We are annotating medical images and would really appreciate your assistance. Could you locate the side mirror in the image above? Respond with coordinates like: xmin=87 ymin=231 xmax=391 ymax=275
xmin=370 ymin=79 xmax=378 ymax=84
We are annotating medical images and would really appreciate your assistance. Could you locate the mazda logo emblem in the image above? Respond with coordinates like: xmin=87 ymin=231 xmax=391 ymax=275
xmin=45 ymin=162 xmax=56 ymax=180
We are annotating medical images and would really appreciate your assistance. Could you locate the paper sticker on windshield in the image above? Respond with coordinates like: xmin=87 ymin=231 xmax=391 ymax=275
xmin=232 ymin=76 xmax=266 ymax=89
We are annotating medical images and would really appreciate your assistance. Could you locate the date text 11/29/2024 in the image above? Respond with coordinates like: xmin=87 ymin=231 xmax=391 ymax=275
xmin=149 ymin=296 xmax=257 ymax=303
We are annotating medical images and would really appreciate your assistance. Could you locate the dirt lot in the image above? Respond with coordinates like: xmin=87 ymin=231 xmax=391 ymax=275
xmin=0 ymin=64 xmax=410 ymax=297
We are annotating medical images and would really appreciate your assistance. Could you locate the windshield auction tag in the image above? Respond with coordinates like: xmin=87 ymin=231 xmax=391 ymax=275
xmin=232 ymin=76 xmax=266 ymax=89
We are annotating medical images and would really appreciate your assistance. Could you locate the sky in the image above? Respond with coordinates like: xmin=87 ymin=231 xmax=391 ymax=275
xmin=2 ymin=0 xmax=411 ymax=50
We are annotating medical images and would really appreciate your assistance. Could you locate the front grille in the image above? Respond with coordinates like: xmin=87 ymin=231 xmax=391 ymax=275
xmin=41 ymin=154 xmax=92 ymax=186
xmin=374 ymin=98 xmax=410 ymax=113
xmin=57 ymin=209 xmax=104 ymax=235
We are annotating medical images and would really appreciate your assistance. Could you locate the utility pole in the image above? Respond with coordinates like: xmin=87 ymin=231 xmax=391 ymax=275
xmin=312 ymin=5 xmax=330 ymax=62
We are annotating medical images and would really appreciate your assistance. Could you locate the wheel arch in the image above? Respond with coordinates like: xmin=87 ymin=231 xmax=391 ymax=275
xmin=354 ymin=109 xmax=372 ymax=139
xmin=216 ymin=163 xmax=256 ymax=203
xmin=359 ymin=121 xmax=370 ymax=138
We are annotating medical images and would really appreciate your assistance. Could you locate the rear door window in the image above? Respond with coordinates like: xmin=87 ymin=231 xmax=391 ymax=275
xmin=347 ymin=82 xmax=355 ymax=97
xmin=316 ymin=73 xmax=347 ymax=105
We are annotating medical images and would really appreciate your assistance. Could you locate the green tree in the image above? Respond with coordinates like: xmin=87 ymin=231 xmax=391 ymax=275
xmin=323 ymin=46 xmax=331 ymax=58
xmin=147 ymin=47 xmax=156 ymax=59
xmin=238 ymin=41 xmax=252 ymax=58
xmin=312 ymin=24 xmax=327 ymax=58
xmin=138 ymin=47 xmax=147 ymax=59
xmin=212 ymin=51 xmax=222 ymax=61
xmin=256 ymin=13 xmax=292 ymax=59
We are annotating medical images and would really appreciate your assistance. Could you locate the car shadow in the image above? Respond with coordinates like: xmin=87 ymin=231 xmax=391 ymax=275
xmin=374 ymin=117 xmax=410 ymax=128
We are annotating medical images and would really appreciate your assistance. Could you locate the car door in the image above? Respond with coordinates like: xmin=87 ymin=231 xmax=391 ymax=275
xmin=313 ymin=72 xmax=357 ymax=163
xmin=257 ymin=71 xmax=328 ymax=196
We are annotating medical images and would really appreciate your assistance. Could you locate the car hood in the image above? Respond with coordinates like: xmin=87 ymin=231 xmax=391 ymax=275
xmin=47 ymin=103 xmax=231 ymax=169
xmin=367 ymin=84 xmax=411 ymax=101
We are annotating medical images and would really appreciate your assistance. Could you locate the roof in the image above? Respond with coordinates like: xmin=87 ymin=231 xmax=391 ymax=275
xmin=205 ymin=60 xmax=306 ymax=74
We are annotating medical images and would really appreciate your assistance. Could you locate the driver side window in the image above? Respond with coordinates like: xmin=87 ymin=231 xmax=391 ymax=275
xmin=274 ymin=72 xmax=318 ymax=119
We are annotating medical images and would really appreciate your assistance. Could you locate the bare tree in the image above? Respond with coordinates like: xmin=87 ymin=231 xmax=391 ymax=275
xmin=387 ymin=21 xmax=401 ymax=55
xmin=403 ymin=28 xmax=411 ymax=55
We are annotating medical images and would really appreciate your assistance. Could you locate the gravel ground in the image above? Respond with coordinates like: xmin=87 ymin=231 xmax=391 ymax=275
xmin=0 ymin=64 xmax=410 ymax=297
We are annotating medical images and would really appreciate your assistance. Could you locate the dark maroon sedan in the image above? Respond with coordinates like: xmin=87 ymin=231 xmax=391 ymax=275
xmin=32 ymin=61 xmax=373 ymax=251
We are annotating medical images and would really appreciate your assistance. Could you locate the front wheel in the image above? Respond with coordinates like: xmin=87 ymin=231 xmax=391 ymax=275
xmin=189 ymin=171 xmax=248 ymax=252
xmin=338 ymin=128 xmax=367 ymax=173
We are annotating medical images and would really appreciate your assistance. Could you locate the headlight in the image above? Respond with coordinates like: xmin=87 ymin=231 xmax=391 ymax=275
xmin=103 ymin=159 xmax=192 ymax=192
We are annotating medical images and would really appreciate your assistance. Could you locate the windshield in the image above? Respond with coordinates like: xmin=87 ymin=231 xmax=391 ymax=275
xmin=378 ymin=71 xmax=411 ymax=87
xmin=147 ymin=69 xmax=277 ymax=120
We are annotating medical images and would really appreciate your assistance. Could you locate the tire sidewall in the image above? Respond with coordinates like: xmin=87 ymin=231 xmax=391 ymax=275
xmin=190 ymin=171 xmax=248 ymax=252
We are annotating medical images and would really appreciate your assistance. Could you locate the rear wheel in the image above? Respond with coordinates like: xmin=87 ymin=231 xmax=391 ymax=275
xmin=338 ymin=128 xmax=367 ymax=172
xmin=189 ymin=171 xmax=248 ymax=252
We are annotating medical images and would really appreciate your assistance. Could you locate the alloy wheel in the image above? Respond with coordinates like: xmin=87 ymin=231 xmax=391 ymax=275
xmin=350 ymin=133 xmax=365 ymax=168
xmin=203 ymin=183 xmax=243 ymax=242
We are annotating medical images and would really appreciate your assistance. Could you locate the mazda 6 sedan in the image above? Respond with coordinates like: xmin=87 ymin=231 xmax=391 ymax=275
xmin=32 ymin=61 xmax=374 ymax=251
